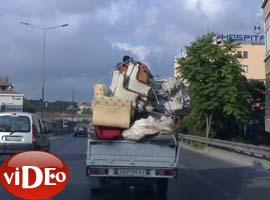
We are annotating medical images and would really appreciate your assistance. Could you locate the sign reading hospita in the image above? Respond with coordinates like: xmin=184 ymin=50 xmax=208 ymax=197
xmin=220 ymin=34 xmax=265 ymax=44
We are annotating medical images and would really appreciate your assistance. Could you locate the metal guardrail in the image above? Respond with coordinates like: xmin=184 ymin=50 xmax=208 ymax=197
xmin=178 ymin=134 xmax=270 ymax=160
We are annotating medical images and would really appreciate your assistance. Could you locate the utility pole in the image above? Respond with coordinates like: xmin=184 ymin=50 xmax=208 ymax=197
xmin=71 ymin=88 xmax=75 ymax=122
xmin=20 ymin=21 xmax=69 ymax=118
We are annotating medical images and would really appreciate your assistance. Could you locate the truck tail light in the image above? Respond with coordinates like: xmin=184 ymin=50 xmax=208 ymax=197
xmin=88 ymin=167 xmax=109 ymax=175
xmin=165 ymin=169 xmax=175 ymax=176
xmin=156 ymin=169 xmax=176 ymax=176
xmin=32 ymin=124 xmax=36 ymax=143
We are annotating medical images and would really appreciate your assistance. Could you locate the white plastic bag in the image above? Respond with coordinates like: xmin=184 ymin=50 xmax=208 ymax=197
xmin=122 ymin=116 xmax=173 ymax=141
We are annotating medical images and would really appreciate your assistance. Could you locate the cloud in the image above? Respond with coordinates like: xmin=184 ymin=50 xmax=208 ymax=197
xmin=112 ymin=42 xmax=159 ymax=62
xmin=94 ymin=0 xmax=138 ymax=27
xmin=0 ymin=0 xmax=264 ymax=102
xmin=184 ymin=0 xmax=228 ymax=17
xmin=95 ymin=2 xmax=122 ymax=26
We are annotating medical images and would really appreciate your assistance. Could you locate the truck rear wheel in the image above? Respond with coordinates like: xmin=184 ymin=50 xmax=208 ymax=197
xmin=157 ymin=178 xmax=168 ymax=199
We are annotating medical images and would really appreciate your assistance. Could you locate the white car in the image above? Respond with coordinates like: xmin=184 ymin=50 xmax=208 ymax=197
xmin=0 ymin=112 xmax=50 ymax=154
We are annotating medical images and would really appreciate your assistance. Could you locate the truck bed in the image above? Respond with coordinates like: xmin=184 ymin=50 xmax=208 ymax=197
xmin=86 ymin=134 xmax=179 ymax=168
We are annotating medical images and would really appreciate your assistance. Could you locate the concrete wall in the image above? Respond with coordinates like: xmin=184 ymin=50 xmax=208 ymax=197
xmin=0 ymin=94 xmax=24 ymax=106
xmin=263 ymin=0 xmax=270 ymax=20
xmin=262 ymin=0 xmax=270 ymax=132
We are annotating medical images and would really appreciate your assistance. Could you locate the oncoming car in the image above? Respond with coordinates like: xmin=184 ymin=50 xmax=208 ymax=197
xmin=0 ymin=112 xmax=50 ymax=154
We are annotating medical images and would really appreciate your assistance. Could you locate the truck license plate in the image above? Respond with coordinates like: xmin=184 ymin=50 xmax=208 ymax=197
xmin=117 ymin=168 xmax=147 ymax=176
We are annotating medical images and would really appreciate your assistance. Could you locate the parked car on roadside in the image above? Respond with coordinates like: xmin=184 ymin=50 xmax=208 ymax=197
xmin=73 ymin=123 xmax=88 ymax=137
xmin=0 ymin=112 xmax=50 ymax=154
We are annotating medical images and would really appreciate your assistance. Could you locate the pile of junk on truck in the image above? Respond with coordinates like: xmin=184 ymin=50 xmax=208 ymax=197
xmin=91 ymin=56 xmax=190 ymax=141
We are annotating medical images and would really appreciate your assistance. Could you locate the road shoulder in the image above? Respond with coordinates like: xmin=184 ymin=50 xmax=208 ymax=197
xmin=180 ymin=141 xmax=270 ymax=171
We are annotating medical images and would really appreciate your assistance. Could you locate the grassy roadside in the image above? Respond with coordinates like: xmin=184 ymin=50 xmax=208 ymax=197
xmin=180 ymin=139 xmax=207 ymax=150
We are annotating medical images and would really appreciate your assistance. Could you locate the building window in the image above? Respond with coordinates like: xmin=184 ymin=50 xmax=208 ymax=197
xmin=241 ymin=65 xmax=248 ymax=73
xmin=243 ymin=51 xmax=248 ymax=59
xmin=237 ymin=51 xmax=242 ymax=58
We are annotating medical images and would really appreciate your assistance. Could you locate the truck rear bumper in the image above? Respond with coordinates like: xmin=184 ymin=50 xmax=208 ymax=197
xmin=86 ymin=166 xmax=177 ymax=179
xmin=90 ymin=176 xmax=164 ymax=187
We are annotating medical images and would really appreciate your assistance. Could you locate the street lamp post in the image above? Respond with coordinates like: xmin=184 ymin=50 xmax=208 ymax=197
xmin=20 ymin=21 xmax=68 ymax=118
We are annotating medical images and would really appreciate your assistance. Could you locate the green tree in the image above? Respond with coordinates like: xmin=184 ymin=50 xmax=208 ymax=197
xmin=23 ymin=98 xmax=80 ymax=114
xmin=82 ymin=107 xmax=92 ymax=115
xmin=244 ymin=79 xmax=265 ymax=142
xmin=245 ymin=79 xmax=265 ymax=113
xmin=23 ymin=98 xmax=41 ymax=113
xmin=178 ymin=33 xmax=251 ymax=138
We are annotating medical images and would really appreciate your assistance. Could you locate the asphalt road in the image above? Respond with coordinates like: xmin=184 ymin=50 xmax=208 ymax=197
xmin=1 ymin=133 xmax=270 ymax=200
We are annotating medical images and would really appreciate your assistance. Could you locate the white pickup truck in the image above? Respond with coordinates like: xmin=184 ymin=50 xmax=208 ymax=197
xmin=86 ymin=134 xmax=180 ymax=197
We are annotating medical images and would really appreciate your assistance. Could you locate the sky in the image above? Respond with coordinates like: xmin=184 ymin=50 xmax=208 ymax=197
xmin=0 ymin=0 xmax=264 ymax=102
